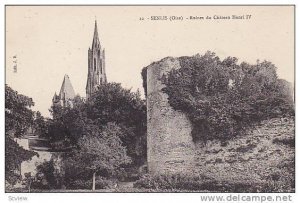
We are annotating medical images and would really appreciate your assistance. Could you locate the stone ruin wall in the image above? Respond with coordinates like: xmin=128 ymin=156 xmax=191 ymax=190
xmin=146 ymin=57 xmax=196 ymax=175
xmin=146 ymin=56 xmax=295 ymax=184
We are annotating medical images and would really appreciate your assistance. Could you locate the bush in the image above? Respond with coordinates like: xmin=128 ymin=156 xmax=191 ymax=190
xmin=134 ymin=173 xmax=276 ymax=192
xmin=115 ymin=165 xmax=146 ymax=182
xmin=68 ymin=176 xmax=115 ymax=190
xmin=35 ymin=160 xmax=62 ymax=189
xmin=134 ymin=173 xmax=209 ymax=191
xmin=31 ymin=181 xmax=51 ymax=190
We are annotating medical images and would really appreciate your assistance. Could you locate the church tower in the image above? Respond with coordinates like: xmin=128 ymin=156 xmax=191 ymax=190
xmin=86 ymin=20 xmax=107 ymax=100
xmin=52 ymin=74 xmax=76 ymax=108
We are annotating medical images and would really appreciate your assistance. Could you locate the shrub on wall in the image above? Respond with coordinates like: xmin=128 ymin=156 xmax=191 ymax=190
xmin=159 ymin=52 xmax=294 ymax=141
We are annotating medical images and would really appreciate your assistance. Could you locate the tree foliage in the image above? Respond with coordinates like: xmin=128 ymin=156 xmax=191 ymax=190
xmin=5 ymin=136 xmax=37 ymax=185
xmin=5 ymin=84 xmax=34 ymax=137
xmin=48 ymin=103 xmax=86 ymax=150
xmin=35 ymin=159 xmax=62 ymax=189
xmin=63 ymin=123 xmax=131 ymax=184
xmin=87 ymin=83 xmax=147 ymax=165
xmin=33 ymin=111 xmax=49 ymax=137
xmin=5 ymin=85 xmax=37 ymax=184
xmin=47 ymin=82 xmax=146 ymax=186
xmin=49 ymin=83 xmax=146 ymax=161
xmin=159 ymin=52 xmax=294 ymax=141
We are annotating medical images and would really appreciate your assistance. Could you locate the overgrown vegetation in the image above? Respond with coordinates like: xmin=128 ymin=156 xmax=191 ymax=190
xmin=5 ymin=83 xmax=146 ymax=191
xmin=5 ymin=85 xmax=37 ymax=185
xmin=47 ymin=83 xmax=146 ymax=189
xmin=134 ymin=173 xmax=277 ymax=192
xmin=154 ymin=52 xmax=294 ymax=141
xmin=33 ymin=160 xmax=62 ymax=189
xmin=67 ymin=176 xmax=116 ymax=190
xmin=49 ymin=83 xmax=146 ymax=164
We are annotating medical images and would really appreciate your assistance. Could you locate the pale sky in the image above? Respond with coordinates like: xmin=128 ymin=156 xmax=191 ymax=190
xmin=6 ymin=6 xmax=294 ymax=117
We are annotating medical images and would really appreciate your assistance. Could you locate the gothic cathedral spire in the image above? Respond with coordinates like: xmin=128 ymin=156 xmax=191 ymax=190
xmin=86 ymin=20 xmax=107 ymax=100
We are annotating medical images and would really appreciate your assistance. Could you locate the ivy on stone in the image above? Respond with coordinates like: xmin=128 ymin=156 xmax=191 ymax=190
xmin=160 ymin=52 xmax=294 ymax=142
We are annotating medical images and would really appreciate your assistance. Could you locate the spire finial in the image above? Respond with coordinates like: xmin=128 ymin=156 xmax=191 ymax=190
xmin=92 ymin=19 xmax=99 ymax=47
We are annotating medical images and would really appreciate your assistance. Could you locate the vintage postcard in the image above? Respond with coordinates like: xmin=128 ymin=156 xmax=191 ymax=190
xmin=4 ymin=4 xmax=295 ymax=200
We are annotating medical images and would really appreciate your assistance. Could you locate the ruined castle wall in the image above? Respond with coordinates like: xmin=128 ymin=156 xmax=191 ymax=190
xmin=147 ymin=57 xmax=195 ymax=175
xmin=146 ymin=56 xmax=294 ymax=190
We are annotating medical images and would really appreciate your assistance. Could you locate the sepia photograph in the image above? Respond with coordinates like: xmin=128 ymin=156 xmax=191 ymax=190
xmin=4 ymin=5 xmax=295 ymax=195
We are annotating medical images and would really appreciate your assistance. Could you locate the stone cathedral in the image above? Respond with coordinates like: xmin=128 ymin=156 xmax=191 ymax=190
xmin=86 ymin=20 xmax=107 ymax=100
xmin=52 ymin=20 xmax=107 ymax=109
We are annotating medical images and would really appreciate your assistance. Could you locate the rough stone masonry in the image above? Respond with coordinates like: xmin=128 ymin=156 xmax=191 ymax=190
xmin=145 ymin=56 xmax=295 ymax=189
xmin=146 ymin=57 xmax=196 ymax=175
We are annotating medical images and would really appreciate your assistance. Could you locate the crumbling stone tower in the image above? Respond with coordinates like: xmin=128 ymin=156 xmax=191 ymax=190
xmin=86 ymin=20 xmax=107 ymax=100
xmin=146 ymin=57 xmax=195 ymax=175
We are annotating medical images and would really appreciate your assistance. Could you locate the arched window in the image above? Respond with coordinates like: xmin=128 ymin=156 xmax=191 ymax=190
xmin=100 ymin=61 xmax=102 ymax=74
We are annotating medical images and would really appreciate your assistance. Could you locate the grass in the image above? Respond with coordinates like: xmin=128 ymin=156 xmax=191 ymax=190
xmin=6 ymin=188 xmax=213 ymax=193
xmin=6 ymin=188 xmax=115 ymax=193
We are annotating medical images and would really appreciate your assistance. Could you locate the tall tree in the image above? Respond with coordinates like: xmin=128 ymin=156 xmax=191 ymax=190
xmin=49 ymin=83 xmax=147 ymax=165
xmin=47 ymin=83 xmax=146 ymax=188
xmin=87 ymin=83 xmax=147 ymax=165
xmin=64 ymin=123 xmax=131 ymax=190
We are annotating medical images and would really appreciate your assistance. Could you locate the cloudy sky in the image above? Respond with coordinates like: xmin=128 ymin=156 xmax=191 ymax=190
xmin=6 ymin=6 xmax=294 ymax=117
